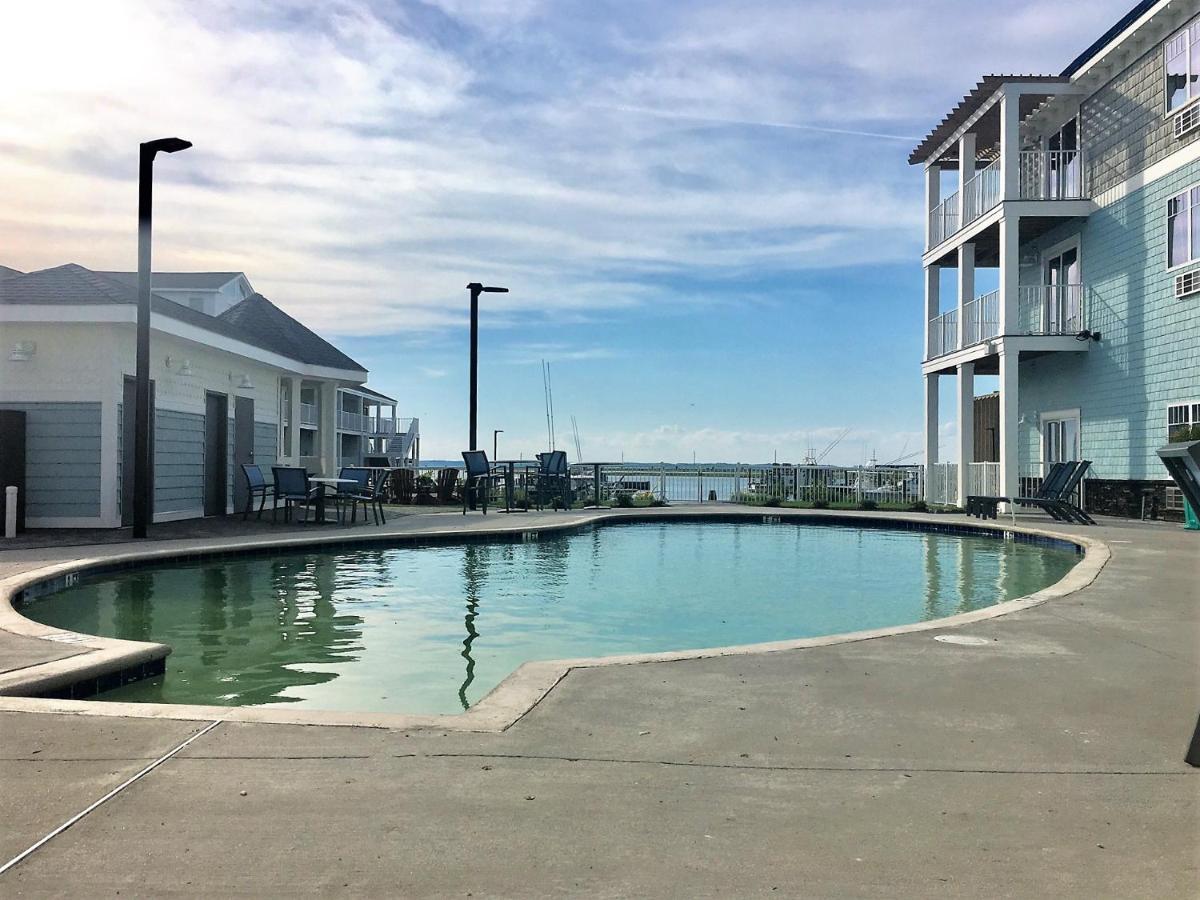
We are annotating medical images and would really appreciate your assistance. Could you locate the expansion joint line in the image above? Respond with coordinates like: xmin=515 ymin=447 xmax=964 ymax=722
xmin=0 ymin=719 xmax=223 ymax=878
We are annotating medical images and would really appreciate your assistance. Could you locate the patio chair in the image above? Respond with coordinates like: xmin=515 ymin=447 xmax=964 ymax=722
xmin=436 ymin=467 xmax=460 ymax=504
xmin=967 ymin=462 xmax=1069 ymax=520
xmin=271 ymin=466 xmax=319 ymax=524
xmin=461 ymin=450 xmax=501 ymax=515
xmin=240 ymin=464 xmax=275 ymax=520
xmin=1019 ymin=460 xmax=1094 ymax=525
xmin=335 ymin=467 xmax=373 ymax=525
xmin=391 ymin=467 xmax=415 ymax=504
xmin=529 ymin=450 xmax=571 ymax=510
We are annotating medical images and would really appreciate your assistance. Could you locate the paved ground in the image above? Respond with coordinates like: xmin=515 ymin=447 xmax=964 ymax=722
xmin=0 ymin=509 xmax=1196 ymax=897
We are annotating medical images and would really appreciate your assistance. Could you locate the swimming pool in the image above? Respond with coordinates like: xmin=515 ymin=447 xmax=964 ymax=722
xmin=19 ymin=520 xmax=1080 ymax=715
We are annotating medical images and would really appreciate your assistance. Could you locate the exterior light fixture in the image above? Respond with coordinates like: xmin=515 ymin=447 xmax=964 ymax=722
xmin=8 ymin=341 xmax=36 ymax=362
xmin=178 ymin=359 xmax=193 ymax=377
xmin=238 ymin=374 xmax=255 ymax=390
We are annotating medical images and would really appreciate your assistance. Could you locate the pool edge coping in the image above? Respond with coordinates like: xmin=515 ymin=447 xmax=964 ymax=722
xmin=0 ymin=508 xmax=1110 ymax=731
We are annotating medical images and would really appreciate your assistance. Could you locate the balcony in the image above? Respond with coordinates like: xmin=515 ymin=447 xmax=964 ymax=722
xmin=926 ymin=151 xmax=1088 ymax=249
xmin=368 ymin=416 xmax=397 ymax=435
xmin=925 ymin=286 xmax=1082 ymax=360
xmin=299 ymin=403 xmax=318 ymax=427
xmin=337 ymin=410 xmax=365 ymax=432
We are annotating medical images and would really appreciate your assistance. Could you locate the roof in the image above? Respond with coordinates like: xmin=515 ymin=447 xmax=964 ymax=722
xmin=909 ymin=75 xmax=1068 ymax=166
xmin=1061 ymin=0 xmax=1158 ymax=77
xmin=0 ymin=265 xmax=22 ymax=279
xmin=217 ymin=292 xmax=366 ymax=373
xmin=353 ymin=385 xmax=398 ymax=403
xmin=97 ymin=271 xmax=246 ymax=291
xmin=0 ymin=263 xmax=366 ymax=374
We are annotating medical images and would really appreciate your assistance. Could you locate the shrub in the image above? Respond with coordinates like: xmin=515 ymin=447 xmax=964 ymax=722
xmin=762 ymin=496 xmax=783 ymax=507
xmin=615 ymin=492 xmax=634 ymax=508
xmin=907 ymin=500 xmax=928 ymax=512
xmin=858 ymin=499 xmax=878 ymax=510
xmin=812 ymin=499 xmax=829 ymax=509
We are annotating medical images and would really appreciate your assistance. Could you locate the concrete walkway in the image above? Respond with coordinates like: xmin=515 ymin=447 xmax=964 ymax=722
xmin=0 ymin=509 xmax=1196 ymax=897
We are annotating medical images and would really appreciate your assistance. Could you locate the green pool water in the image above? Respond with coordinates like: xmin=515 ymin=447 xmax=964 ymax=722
xmin=21 ymin=521 xmax=1079 ymax=715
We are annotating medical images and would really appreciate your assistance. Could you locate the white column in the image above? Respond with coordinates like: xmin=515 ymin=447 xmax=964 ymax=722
xmin=999 ymin=86 xmax=1021 ymax=202
xmin=288 ymin=378 xmax=301 ymax=462
xmin=925 ymin=165 xmax=940 ymax=248
xmin=998 ymin=214 xmax=1020 ymax=334
xmin=957 ymin=362 xmax=975 ymax=505
xmin=320 ymin=382 xmax=339 ymax=474
xmin=924 ymin=373 xmax=939 ymax=502
xmin=998 ymin=349 xmax=1020 ymax=505
xmin=958 ymin=132 xmax=977 ymax=223
xmin=924 ymin=265 xmax=940 ymax=359
xmin=957 ymin=242 xmax=975 ymax=349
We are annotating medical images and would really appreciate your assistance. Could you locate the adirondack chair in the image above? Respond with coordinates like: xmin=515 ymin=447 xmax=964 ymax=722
xmin=436 ymin=467 xmax=460 ymax=504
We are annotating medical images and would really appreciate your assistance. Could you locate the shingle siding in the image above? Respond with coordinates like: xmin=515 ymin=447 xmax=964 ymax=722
xmin=1017 ymin=160 xmax=1200 ymax=482
xmin=0 ymin=402 xmax=102 ymax=519
xmin=1083 ymin=35 xmax=1200 ymax=195
xmin=156 ymin=409 xmax=204 ymax=513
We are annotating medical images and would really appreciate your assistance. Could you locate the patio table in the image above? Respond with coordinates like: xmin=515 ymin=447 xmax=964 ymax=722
xmin=493 ymin=460 xmax=535 ymax=512
xmin=307 ymin=477 xmax=356 ymax=524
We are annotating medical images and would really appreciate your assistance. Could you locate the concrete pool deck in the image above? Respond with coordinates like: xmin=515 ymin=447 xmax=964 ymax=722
xmin=0 ymin=507 xmax=1195 ymax=896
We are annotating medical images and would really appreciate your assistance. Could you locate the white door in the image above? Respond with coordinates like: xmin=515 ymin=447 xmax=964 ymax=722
xmin=1042 ymin=413 xmax=1080 ymax=467
xmin=1044 ymin=246 xmax=1080 ymax=333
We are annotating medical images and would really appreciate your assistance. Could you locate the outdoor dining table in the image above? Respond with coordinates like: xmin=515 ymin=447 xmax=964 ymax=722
xmin=493 ymin=459 xmax=534 ymax=513
xmin=306 ymin=476 xmax=356 ymax=524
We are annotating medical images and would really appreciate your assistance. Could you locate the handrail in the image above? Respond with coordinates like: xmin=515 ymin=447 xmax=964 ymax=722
xmin=1019 ymin=150 xmax=1087 ymax=200
xmin=962 ymin=159 xmax=1001 ymax=226
xmin=1018 ymin=284 xmax=1085 ymax=334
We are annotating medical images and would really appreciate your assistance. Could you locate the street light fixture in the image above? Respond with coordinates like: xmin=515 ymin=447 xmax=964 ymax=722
xmin=493 ymin=429 xmax=504 ymax=461
xmin=466 ymin=283 xmax=508 ymax=453
xmin=133 ymin=137 xmax=191 ymax=538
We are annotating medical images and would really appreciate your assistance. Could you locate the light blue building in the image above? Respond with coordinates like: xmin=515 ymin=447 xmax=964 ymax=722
xmin=913 ymin=0 xmax=1200 ymax=519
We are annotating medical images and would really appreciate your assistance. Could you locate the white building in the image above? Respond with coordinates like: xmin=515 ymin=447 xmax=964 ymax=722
xmin=0 ymin=264 xmax=419 ymax=528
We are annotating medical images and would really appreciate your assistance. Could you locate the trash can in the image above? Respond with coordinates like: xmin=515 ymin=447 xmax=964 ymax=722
xmin=1185 ymin=500 xmax=1199 ymax=531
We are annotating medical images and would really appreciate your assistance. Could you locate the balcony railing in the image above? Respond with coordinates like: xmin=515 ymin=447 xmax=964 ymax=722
xmin=1019 ymin=284 xmax=1084 ymax=334
xmin=368 ymin=416 xmax=397 ymax=435
xmin=927 ymin=308 xmax=958 ymax=359
xmin=1019 ymin=150 xmax=1086 ymax=200
xmin=962 ymin=159 xmax=1001 ymax=227
xmin=299 ymin=403 xmax=318 ymax=426
xmin=962 ymin=290 xmax=1000 ymax=346
xmin=929 ymin=189 xmax=960 ymax=246
xmin=337 ymin=410 xmax=365 ymax=432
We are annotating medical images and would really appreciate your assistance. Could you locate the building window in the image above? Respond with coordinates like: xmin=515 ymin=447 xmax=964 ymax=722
xmin=1168 ymin=401 xmax=1200 ymax=441
xmin=1167 ymin=186 xmax=1200 ymax=267
xmin=1165 ymin=18 xmax=1200 ymax=113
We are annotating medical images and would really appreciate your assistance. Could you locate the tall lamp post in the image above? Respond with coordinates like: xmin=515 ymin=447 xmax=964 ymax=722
xmin=133 ymin=137 xmax=192 ymax=538
xmin=493 ymin=429 xmax=504 ymax=461
xmin=466 ymin=283 xmax=507 ymax=509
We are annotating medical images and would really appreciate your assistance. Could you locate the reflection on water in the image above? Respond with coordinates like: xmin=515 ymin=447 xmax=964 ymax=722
xmin=22 ymin=523 xmax=1078 ymax=715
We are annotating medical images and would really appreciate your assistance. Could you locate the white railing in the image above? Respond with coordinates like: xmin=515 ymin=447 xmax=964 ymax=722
xmin=962 ymin=159 xmax=1001 ymax=226
xmin=1019 ymin=150 xmax=1087 ymax=200
xmin=1018 ymin=284 xmax=1084 ymax=334
xmin=927 ymin=462 xmax=958 ymax=506
xmin=968 ymin=461 xmax=1000 ymax=498
xmin=368 ymin=417 xmax=396 ymax=435
xmin=929 ymin=189 xmax=960 ymax=247
xmin=927 ymin=308 xmax=959 ymax=359
xmin=962 ymin=290 xmax=1000 ymax=346
xmin=337 ymin=410 xmax=366 ymax=432
xmin=299 ymin=403 xmax=318 ymax=426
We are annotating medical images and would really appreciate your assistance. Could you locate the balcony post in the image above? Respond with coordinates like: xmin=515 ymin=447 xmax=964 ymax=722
xmin=957 ymin=362 xmax=975 ymax=507
xmin=958 ymin=132 xmax=976 ymax=224
xmin=999 ymin=85 xmax=1021 ymax=202
xmin=288 ymin=378 xmax=301 ymax=461
xmin=998 ymin=214 xmax=1020 ymax=334
xmin=998 ymin=349 xmax=1020 ymax=507
xmin=320 ymin=381 xmax=338 ymax=474
xmin=924 ymin=264 xmax=939 ymax=358
xmin=957 ymin=242 xmax=975 ymax=349
xmin=925 ymin=164 xmax=940 ymax=247
xmin=924 ymin=373 xmax=939 ymax=503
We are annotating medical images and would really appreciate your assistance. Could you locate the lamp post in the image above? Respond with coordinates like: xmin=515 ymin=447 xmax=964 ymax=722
xmin=493 ymin=429 xmax=503 ymax=461
xmin=466 ymin=283 xmax=507 ymax=509
xmin=133 ymin=137 xmax=191 ymax=538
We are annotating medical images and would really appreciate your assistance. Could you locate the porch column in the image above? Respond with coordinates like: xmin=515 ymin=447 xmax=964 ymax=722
xmin=957 ymin=242 xmax=975 ymax=349
xmin=924 ymin=373 xmax=939 ymax=503
xmin=998 ymin=349 xmax=1020 ymax=505
xmin=998 ymin=214 xmax=1020 ymax=334
xmin=999 ymin=86 xmax=1021 ymax=202
xmin=957 ymin=362 xmax=975 ymax=506
xmin=288 ymin=378 xmax=301 ymax=462
xmin=924 ymin=265 xmax=940 ymax=359
xmin=320 ymin=383 xmax=339 ymax=474
xmin=957 ymin=132 xmax=976 ymax=224
xmin=924 ymin=164 xmax=940 ymax=248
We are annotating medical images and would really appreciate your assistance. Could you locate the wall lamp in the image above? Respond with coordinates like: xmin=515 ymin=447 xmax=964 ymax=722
xmin=1075 ymin=329 xmax=1101 ymax=342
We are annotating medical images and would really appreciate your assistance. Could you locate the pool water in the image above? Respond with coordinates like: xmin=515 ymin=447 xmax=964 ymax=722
xmin=21 ymin=521 xmax=1079 ymax=715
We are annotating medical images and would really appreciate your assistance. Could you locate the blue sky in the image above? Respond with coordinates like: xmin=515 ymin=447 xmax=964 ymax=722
xmin=0 ymin=0 xmax=1132 ymax=462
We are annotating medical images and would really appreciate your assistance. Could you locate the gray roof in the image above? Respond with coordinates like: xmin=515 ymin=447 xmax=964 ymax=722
xmin=0 ymin=265 xmax=22 ymax=279
xmin=355 ymin=385 xmax=398 ymax=403
xmin=0 ymin=263 xmax=366 ymax=374
xmin=98 ymin=271 xmax=246 ymax=291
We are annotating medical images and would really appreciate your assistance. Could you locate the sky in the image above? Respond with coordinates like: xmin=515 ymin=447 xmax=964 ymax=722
xmin=0 ymin=0 xmax=1133 ymax=464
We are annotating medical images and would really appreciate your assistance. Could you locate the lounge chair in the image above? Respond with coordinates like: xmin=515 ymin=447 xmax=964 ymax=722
xmin=967 ymin=460 xmax=1094 ymax=525
xmin=271 ymin=466 xmax=319 ymax=524
xmin=967 ymin=462 xmax=1069 ymax=520
xmin=240 ymin=464 xmax=275 ymax=520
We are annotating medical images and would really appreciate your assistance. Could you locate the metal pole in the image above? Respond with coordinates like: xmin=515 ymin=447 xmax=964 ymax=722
xmin=133 ymin=145 xmax=154 ymax=538
xmin=469 ymin=285 xmax=480 ymax=452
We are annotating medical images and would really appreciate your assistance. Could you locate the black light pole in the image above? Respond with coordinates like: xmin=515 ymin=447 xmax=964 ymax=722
xmin=466 ymin=283 xmax=507 ymax=509
xmin=133 ymin=137 xmax=191 ymax=538
xmin=493 ymin=429 xmax=504 ymax=461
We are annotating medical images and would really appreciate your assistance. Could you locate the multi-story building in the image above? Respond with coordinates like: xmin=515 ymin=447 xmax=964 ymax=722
xmin=0 ymin=263 xmax=418 ymax=528
xmin=914 ymin=0 xmax=1200 ymax=518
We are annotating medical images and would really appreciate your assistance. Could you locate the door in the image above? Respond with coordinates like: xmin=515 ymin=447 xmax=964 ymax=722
xmin=121 ymin=376 xmax=155 ymax=527
xmin=1044 ymin=245 xmax=1080 ymax=333
xmin=1046 ymin=117 xmax=1079 ymax=198
xmin=233 ymin=396 xmax=255 ymax=514
xmin=204 ymin=392 xmax=228 ymax=517
xmin=1042 ymin=411 xmax=1081 ymax=505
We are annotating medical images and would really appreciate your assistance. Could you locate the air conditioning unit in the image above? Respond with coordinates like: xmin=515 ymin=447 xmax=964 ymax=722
xmin=1174 ymin=103 xmax=1200 ymax=139
xmin=1176 ymin=268 xmax=1200 ymax=299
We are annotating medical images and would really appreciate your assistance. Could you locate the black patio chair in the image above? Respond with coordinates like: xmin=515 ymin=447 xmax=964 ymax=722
xmin=461 ymin=450 xmax=501 ymax=514
xmin=335 ymin=467 xmax=374 ymax=525
xmin=967 ymin=462 xmax=1069 ymax=520
xmin=241 ymin=464 xmax=275 ymax=520
xmin=529 ymin=450 xmax=571 ymax=510
xmin=436 ymin=467 xmax=460 ymax=504
xmin=1019 ymin=460 xmax=1094 ymax=524
xmin=271 ymin=466 xmax=319 ymax=524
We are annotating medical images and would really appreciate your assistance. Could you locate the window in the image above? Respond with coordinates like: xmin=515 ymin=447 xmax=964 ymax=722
xmin=1165 ymin=18 xmax=1200 ymax=113
xmin=1168 ymin=401 xmax=1200 ymax=441
xmin=1167 ymin=185 xmax=1200 ymax=267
